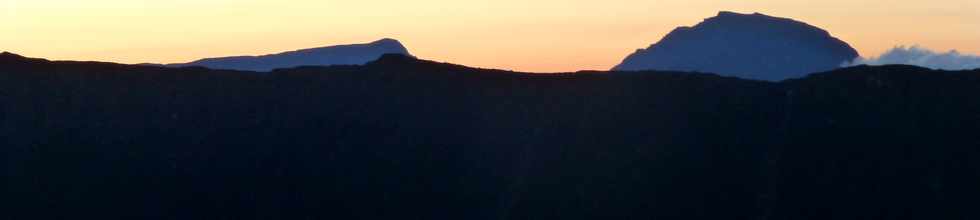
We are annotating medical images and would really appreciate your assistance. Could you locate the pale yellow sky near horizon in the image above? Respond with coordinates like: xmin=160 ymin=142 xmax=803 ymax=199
xmin=1 ymin=0 xmax=978 ymax=72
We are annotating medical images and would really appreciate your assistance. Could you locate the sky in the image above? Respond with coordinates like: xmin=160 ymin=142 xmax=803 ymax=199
xmin=1 ymin=0 xmax=978 ymax=72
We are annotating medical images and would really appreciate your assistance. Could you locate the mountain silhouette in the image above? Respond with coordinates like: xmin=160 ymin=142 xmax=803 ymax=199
xmin=1 ymin=51 xmax=24 ymax=59
xmin=613 ymin=11 xmax=859 ymax=81
xmin=163 ymin=38 xmax=411 ymax=71
xmin=3 ymin=52 xmax=980 ymax=219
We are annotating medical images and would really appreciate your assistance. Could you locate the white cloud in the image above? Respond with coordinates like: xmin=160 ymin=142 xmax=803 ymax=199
xmin=846 ymin=46 xmax=980 ymax=70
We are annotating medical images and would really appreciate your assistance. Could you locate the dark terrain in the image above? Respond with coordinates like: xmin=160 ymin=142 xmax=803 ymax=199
xmin=2 ymin=52 xmax=979 ymax=219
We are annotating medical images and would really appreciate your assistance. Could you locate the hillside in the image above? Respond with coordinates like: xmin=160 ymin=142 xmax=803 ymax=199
xmin=2 ymin=52 xmax=979 ymax=219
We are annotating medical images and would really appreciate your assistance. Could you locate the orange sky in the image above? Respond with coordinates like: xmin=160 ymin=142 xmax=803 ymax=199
xmin=2 ymin=0 xmax=978 ymax=72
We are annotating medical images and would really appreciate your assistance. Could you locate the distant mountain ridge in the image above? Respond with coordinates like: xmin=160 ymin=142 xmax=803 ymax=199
xmin=163 ymin=38 xmax=411 ymax=71
xmin=614 ymin=11 xmax=859 ymax=81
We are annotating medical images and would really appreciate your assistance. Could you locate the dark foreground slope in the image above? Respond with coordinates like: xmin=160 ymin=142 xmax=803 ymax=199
xmin=1 ymin=52 xmax=979 ymax=219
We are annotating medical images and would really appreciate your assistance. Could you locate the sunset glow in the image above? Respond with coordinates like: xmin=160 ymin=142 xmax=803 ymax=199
xmin=2 ymin=0 xmax=978 ymax=72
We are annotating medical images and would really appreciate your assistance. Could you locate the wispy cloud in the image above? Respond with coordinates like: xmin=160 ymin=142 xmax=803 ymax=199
xmin=846 ymin=46 xmax=980 ymax=70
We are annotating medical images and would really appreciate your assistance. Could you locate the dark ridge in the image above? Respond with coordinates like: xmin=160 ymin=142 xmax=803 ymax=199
xmin=363 ymin=53 xmax=466 ymax=70
xmin=365 ymin=53 xmax=423 ymax=66
xmin=2 ymin=54 xmax=980 ymax=219
xmin=0 ymin=52 xmax=54 ymax=67
xmin=0 ymin=51 xmax=30 ymax=61
xmin=1 ymin=51 xmax=21 ymax=57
